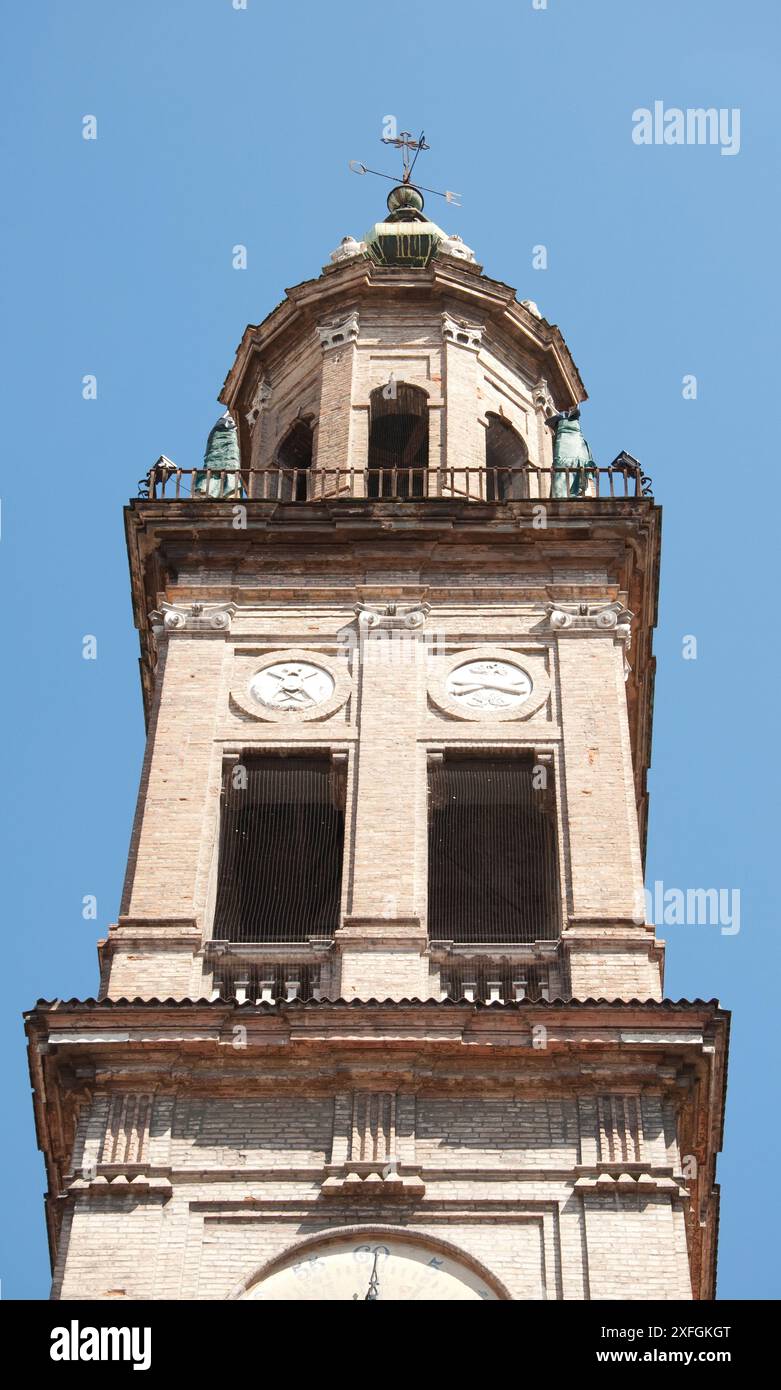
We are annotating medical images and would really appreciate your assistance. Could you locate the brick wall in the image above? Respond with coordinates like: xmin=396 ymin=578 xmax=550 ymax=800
xmin=54 ymin=1084 xmax=692 ymax=1301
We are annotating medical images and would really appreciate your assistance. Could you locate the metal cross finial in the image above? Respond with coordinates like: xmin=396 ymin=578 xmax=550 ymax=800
xmin=381 ymin=128 xmax=429 ymax=183
xmin=349 ymin=125 xmax=462 ymax=206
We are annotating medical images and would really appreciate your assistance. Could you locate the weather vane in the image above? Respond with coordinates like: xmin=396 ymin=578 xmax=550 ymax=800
xmin=349 ymin=128 xmax=462 ymax=206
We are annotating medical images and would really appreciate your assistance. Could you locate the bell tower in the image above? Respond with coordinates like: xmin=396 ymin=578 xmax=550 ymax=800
xmin=26 ymin=155 xmax=728 ymax=1302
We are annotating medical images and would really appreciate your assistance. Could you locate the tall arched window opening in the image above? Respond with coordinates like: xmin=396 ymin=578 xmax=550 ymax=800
xmin=275 ymin=419 xmax=313 ymax=501
xmin=368 ymin=382 xmax=429 ymax=498
xmin=484 ymin=414 xmax=528 ymax=500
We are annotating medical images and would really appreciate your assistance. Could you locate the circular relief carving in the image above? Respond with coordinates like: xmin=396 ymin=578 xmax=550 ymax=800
xmin=249 ymin=661 xmax=335 ymax=712
xmin=445 ymin=659 xmax=533 ymax=712
xmin=230 ymin=648 xmax=351 ymax=723
xmin=428 ymin=647 xmax=551 ymax=723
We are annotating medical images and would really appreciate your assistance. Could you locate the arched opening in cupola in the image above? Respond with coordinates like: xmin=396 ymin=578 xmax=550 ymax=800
xmin=484 ymin=414 xmax=529 ymax=500
xmin=368 ymin=382 xmax=429 ymax=497
xmin=275 ymin=418 xmax=314 ymax=501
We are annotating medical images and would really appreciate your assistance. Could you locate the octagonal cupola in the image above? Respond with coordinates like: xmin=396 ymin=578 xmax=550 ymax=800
xmin=214 ymin=182 xmax=595 ymax=505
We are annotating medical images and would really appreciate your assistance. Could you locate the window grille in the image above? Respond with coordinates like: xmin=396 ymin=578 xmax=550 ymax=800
xmin=428 ymin=758 xmax=560 ymax=944
xmin=367 ymin=382 xmax=429 ymax=497
xmin=213 ymin=756 xmax=344 ymax=942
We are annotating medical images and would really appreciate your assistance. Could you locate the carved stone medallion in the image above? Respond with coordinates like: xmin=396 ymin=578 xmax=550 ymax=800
xmin=445 ymin=659 xmax=533 ymax=711
xmin=249 ymin=661 xmax=335 ymax=711
xmin=428 ymin=647 xmax=551 ymax=723
xmin=230 ymin=649 xmax=351 ymax=723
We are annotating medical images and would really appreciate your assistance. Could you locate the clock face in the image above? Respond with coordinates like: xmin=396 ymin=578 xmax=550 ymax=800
xmin=445 ymin=659 xmax=532 ymax=711
xmin=244 ymin=1237 xmax=499 ymax=1301
xmin=249 ymin=661 xmax=335 ymax=711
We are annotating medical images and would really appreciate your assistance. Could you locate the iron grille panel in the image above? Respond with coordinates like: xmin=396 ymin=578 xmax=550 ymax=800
xmin=213 ymin=756 xmax=344 ymax=943
xmin=428 ymin=758 xmax=560 ymax=944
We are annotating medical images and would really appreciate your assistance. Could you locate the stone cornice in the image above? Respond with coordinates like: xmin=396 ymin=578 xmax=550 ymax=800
xmin=27 ymin=994 xmax=719 ymax=1013
xmin=218 ymin=256 xmax=587 ymax=415
xmin=25 ymin=997 xmax=729 ymax=1045
xmin=25 ymin=1000 xmax=728 ymax=1100
xmin=60 ymin=1163 xmax=685 ymax=1202
xmin=100 ymin=918 xmax=202 ymax=957
xmin=25 ymin=1001 xmax=728 ymax=1117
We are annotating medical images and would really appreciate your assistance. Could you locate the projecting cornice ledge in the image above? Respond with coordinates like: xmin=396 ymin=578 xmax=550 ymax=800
xmin=24 ymin=998 xmax=729 ymax=1056
xmin=573 ymin=1168 xmax=689 ymax=1198
xmin=102 ymin=918 xmax=201 ymax=950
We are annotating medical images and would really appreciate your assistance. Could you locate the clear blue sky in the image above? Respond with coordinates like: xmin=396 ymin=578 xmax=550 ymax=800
xmin=1 ymin=0 xmax=777 ymax=1299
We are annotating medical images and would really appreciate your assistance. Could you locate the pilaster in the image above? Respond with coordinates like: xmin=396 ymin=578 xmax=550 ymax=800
xmin=338 ymin=601 xmax=431 ymax=999
xmin=549 ymin=600 xmax=662 ymax=1000
xmin=109 ymin=602 xmax=236 ymax=998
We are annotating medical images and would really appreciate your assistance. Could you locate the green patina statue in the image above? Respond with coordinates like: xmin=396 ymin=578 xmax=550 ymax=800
xmin=194 ymin=411 xmax=242 ymax=498
xmin=546 ymin=407 xmax=595 ymax=498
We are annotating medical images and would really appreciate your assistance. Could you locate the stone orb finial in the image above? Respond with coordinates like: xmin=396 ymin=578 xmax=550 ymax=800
xmin=387 ymin=185 xmax=424 ymax=215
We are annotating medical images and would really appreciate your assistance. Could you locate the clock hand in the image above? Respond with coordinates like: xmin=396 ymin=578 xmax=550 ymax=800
xmin=365 ymin=1249 xmax=381 ymax=1300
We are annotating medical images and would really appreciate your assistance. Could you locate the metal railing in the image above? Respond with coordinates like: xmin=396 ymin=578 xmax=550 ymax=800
xmin=138 ymin=460 xmax=652 ymax=501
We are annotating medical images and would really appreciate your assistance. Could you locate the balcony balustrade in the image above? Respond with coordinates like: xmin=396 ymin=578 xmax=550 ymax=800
xmin=203 ymin=953 xmax=563 ymax=1003
xmin=138 ymin=459 xmax=652 ymax=502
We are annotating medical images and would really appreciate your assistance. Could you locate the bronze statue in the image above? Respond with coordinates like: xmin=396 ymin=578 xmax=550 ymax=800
xmin=195 ymin=411 xmax=242 ymax=498
xmin=546 ymin=407 xmax=595 ymax=498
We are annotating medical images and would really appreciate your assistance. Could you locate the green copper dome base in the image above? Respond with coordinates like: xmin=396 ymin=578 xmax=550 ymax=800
xmin=364 ymin=185 xmax=445 ymax=267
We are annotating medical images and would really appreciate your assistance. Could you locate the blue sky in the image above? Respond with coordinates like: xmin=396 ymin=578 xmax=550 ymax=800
xmin=1 ymin=0 xmax=778 ymax=1299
